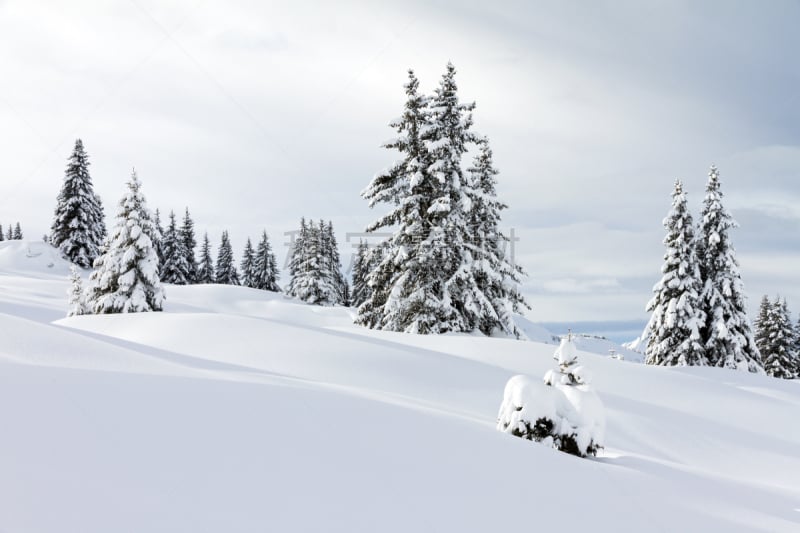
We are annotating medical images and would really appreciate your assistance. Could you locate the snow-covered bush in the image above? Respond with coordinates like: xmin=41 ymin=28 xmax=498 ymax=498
xmin=497 ymin=335 xmax=605 ymax=457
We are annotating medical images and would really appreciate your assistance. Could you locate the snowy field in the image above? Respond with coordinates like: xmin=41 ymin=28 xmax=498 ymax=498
xmin=1 ymin=240 xmax=799 ymax=533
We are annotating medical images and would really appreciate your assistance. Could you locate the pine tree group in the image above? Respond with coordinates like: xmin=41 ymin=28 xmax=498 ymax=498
xmin=754 ymin=296 xmax=799 ymax=379
xmin=85 ymin=170 xmax=164 ymax=313
xmin=0 ymin=223 xmax=24 ymax=241
xmin=644 ymin=166 xmax=763 ymax=373
xmin=356 ymin=64 xmax=528 ymax=336
xmin=50 ymin=139 xmax=106 ymax=267
xmin=287 ymin=218 xmax=346 ymax=305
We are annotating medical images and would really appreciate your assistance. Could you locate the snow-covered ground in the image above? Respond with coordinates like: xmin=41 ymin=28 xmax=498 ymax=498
xmin=1 ymin=240 xmax=799 ymax=532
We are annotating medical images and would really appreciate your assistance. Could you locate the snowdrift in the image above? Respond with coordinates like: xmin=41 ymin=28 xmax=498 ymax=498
xmin=1 ymin=241 xmax=799 ymax=532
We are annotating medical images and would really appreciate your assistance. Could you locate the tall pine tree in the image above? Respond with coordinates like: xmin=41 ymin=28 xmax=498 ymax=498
xmin=215 ymin=231 xmax=239 ymax=285
xmin=50 ymin=139 xmax=106 ymax=267
xmin=197 ymin=232 xmax=215 ymax=284
xmin=160 ymin=211 xmax=190 ymax=285
xmin=645 ymin=180 xmax=706 ymax=367
xmin=12 ymin=223 xmax=22 ymax=240
xmin=86 ymin=170 xmax=164 ymax=313
xmin=357 ymin=70 xmax=430 ymax=329
xmin=697 ymin=166 xmax=762 ymax=372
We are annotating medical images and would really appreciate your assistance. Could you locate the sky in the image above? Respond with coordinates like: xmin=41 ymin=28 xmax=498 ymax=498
xmin=1 ymin=0 xmax=799 ymax=337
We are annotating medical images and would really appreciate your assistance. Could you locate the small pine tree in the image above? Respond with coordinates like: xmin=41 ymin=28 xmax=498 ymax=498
xmin=754 ymin=295 xmax=772 ymax=358
xmin=215 ymin=231 xmax=239 ymax=285
xmin=180 ymin=208 xmax=198 ymax=284
xmin=240 ymin=237 xmax=256 ymax=288
xmin=0 ymin=224 xmax=4 ymax=242
xmin=252 ymin=230 xmax=280 ymax=292
xmin=351 ymin=240 xmax=371 ymax=308
xmin=66 ymin=265 xmax=88 ymax=317
xmin=697 ymin=165 xmax=762 ymax=372
xmin=645 ymin=180 xmax=706 ymax=367
xmin=153 ymin=208 xmax=165 ymax=270
xmin=86 ymin=170 xmax=164 ymax=313
xmin=12 ymin=222 xmax=22 ymax=240
xmin=50 ymin=139 xmax=106 ymax=268
xmin=5 ymin=225 xmax=11 ymax=240
xmin=160 ymin=211 xmax=190 ymax=285
xmin=197 ymin=232 xmax=215 ymax=284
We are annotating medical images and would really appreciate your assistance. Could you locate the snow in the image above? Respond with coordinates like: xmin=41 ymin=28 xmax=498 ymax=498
xmin=2 ymin=240 xmax=800 ymax=532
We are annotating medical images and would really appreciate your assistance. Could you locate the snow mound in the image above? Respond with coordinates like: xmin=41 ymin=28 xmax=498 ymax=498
xmin=0 ymin=240 xmax=73 ymax=277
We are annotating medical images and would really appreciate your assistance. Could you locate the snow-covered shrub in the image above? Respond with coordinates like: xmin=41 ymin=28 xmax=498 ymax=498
xmin=497 ymin=335 xmax=605 ymax=457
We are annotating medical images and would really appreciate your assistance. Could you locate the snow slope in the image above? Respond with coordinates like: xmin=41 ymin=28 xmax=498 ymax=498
xmin=1 ymin=241 xmax=799 ymax=532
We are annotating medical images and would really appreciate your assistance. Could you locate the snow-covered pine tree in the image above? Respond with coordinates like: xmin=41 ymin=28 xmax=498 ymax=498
xmin=358 ymin=64 xmax=486 ymax=334
xmin=406 ymin=61 xmax=482 ymax=333
xmin=356 ymin=70 xmax=430 ymax=330
xmin=300 ymin=222 xmax=329 ymax=304
xmin=286 ymin=218 xmax=308 ymax=298
xmin=462 ymin=138 xmax=529 ymax=336
xmin=323 ymin=220 xmax=347 ymax=304
xmin=762 ymin=297 xmax=799 ymax=379
xmin=0 ymin=224 xmax=4 ymax=241
xmin=215 ymin=231 xmax=239 ymax=285
xmin=160 ymin=211 xmax=190 ymax=285
xmin=644 ymin=180 xmax=706 ymax=367
xmin=5 ymin=225 xmax=11 ymax=240
xmin=754 ymin=295 xmax=772 ymax=358
xmin=197 ymin=232 xmax=215 ymax=284
xmin=180 ymin=208 xmax=198 ymax=284
xmin=50 ymin=139 xmax=106 ymax=268
xmin=85 ymin=170 xmax=164 ymax=313
xmin=240 ymin=237 xmax=256 ymax=288
xmin=12 ymin=222 xmax=22 ymax=240
xmin=351 ymin=240 xmax=371 ymax=308
xmin=253 ymin=230 xmax=280 ymax=292
xmin=153 ymin=208 xmax=165 ymax=269
xmin=697 ymin=165 xmax=762 ymax=372
xmin=66 ymin=265 xmax=88 ymax=317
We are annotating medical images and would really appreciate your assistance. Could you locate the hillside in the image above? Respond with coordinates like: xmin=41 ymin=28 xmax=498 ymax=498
xmin=1 ymin=241 xmax=799 ymax=532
